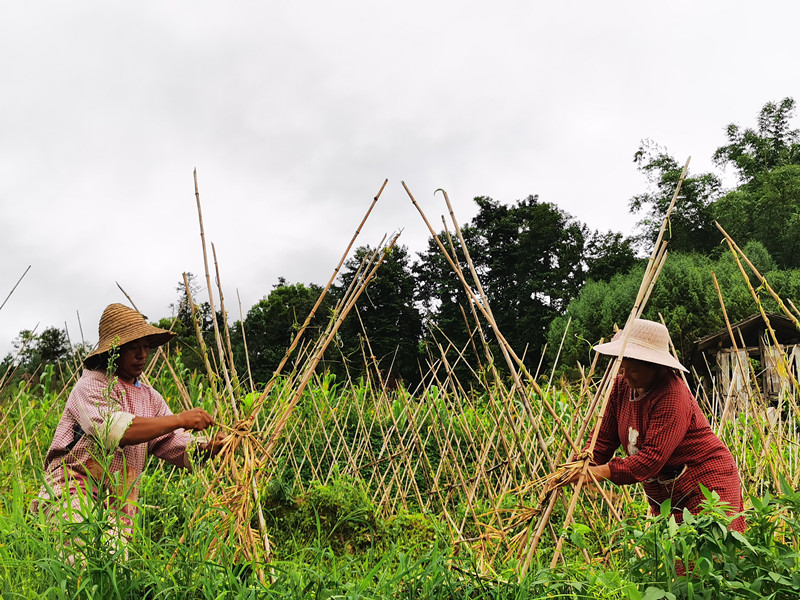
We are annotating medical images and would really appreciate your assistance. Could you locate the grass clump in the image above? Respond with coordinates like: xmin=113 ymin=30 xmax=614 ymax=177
xmin=288 ymin=474 xmax=384 ymax=553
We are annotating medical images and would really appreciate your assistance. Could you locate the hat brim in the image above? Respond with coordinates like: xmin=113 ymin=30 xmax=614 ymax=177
xmin=593 ymin=338 xmax=688 ymax=372
xmin=84 ymin=328 xmax=176 ymax=366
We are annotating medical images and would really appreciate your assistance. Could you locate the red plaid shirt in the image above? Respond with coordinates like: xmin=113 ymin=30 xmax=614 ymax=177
xmin=37 ymin=370 xmax=191 ymax=519
xmin=593 ymin=372 xmax=744 ymax=529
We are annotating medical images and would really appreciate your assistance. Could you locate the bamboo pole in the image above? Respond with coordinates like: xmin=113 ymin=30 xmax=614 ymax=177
xmin=716 ymin=222 xmax=800 ymax=331
xmin=0 ymin=265 xmax=31 ymax=312
xmin=437 ymin=188 xmax=557 ymax=470
xmin=261 ymin=179 xmax=388 ymax=397
xmin=182 ymin=271 xmax=218 ymax=397
xmin=403 ymin=182 xmax=547 ymax=475
xmin=212 ymin=242 xmax=238 ymax=391
xmin=720 ymin=233 xmax=800 ymax=416
xmin=193 ymin=170 xmax=238 ymax=420
xmin=237 ymin=289 xmax=255 ymax=396
xmin=712 ymin=271 xmax=752 ymax=430
xmin=543 ymin=157 xmax=690 ymax=571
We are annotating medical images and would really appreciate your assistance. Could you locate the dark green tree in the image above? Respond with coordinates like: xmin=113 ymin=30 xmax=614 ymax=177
xmin=713 ymin=98 xmax=800 ymax=268
xmin=9 ymin=327 xmax=68 ymax=371
xmin=629 ymin=140 xmax=722 ymax=255
xmin=336 ymin=244 xmax=423 ymax=387
xmin=714 ymin=165 xmax=800 ymax=268
xmin=36 ymin=327 xmax=71 ymax=364
xmin=3 ymin=326 xmax=73 ymax=387
xmin=584 ymin=230 xmax=639 ymax=283
xmin=232 ymin=279 xmax=333 ymax=386
xmin=713 ymin=97 xmax=800 ymax=184
xmin=11 ymin=329 xmax=39 ymax=372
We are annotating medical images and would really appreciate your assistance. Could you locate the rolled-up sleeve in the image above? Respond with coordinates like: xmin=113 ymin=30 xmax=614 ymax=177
xmin=146 ymin=389 xmax=192 ymax=468
xmin=70 ymin=376 xmax=135 ymax=451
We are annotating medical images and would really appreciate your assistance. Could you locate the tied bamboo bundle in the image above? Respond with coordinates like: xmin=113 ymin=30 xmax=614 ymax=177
xmin=402 ymin=182 xmax=611 ymax=567
xmin=167 ymin=175 xmax=393 ymax=577
xmin=536 ymin=455 xmax=594 ymax=495
xmin=404 ymin=158 xmax=688 ymax=574
xmin=513 ymin=157 xmax=692 ymax=573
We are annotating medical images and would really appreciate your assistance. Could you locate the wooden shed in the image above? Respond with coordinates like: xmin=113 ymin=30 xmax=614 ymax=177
xmin=693 ymin=312 xmax=800 ymax=411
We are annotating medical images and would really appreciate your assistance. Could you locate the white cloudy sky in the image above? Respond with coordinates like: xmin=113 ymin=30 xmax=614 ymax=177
xmin=0 ymin=1 xmax=796 ymax=356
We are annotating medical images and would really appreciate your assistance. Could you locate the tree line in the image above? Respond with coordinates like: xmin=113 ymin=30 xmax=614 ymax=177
xmin=5 ymin=98 xmax=800 ymax=390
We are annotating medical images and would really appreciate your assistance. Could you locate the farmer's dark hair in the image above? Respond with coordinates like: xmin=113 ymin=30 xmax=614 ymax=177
xmin=85 ymin=351 xmax=116 ymax=372
xmin=622 ymin=357 xmax=672 ymax=372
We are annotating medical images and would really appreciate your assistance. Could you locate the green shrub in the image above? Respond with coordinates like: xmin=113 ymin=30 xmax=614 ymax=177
xmin=622 ymin=484 xmax=800 ymax=599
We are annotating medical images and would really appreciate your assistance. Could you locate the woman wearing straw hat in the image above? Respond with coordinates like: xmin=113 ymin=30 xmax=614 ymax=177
xmin=577 ymin=318 xmax=745 ymax=531
xmin=35 ymin=303 xmax=224 ymax=554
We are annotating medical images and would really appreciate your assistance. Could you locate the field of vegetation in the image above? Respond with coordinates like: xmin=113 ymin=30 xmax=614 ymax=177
xmin=2 ymin=98 xmax=800 ymax=598
xmin=3 ymin=231 xmax=800 ymax=599
xmin=1 ymin=344 xmax=800 ymax=599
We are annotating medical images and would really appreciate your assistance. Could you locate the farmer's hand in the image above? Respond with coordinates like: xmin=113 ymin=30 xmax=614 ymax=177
xmin=178 ymin=407 xmax=215 ymax=431
xmin=198 ymin=431 xmax=227 ymax=461
xmin=568 ymin=464 xmax=611 ymax=485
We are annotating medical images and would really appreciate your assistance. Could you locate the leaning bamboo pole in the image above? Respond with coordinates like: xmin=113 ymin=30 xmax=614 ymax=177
xmin=403 ymin=182 xmax=544 ymax=476
xmin=718 ymin=225 xmax=800 ymax=416
xmin=535 ymin=156 xmax=691 ymax=572
xmin=439 ymin=188 xmax=558 ymax=471
xmin=712 ymin=271 xmax=754 ymax=430
xmin=0 ymin=265 xmax=30 ymax=313
xmin=403 ymin=180 xmax=645 ymax=568
xmin=237 ymin=289 xmax=255 ymax=395
xmin=192 ymin=170 xmax=238 ymax=420
xmin=716 ymin=221 xmax=800 ymax=332
xmin=182 ymin=271 xmax=219 ymax=396
xmin=212 ymin=242 xmax=238 ymax=392
xmin=715 ymin=226 xmax=800 ymax=491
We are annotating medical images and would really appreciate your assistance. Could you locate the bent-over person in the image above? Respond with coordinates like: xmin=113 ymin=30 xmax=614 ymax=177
xmin=575 ymin=319 xmax=745 ymax=532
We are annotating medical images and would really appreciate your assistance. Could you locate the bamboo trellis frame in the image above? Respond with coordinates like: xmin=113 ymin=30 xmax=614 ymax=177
xmin=6 ymin=171 xmax=800 ymax=579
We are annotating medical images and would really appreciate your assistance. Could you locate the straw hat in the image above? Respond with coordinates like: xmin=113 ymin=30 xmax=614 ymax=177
xmin=593 ymin=318 xmax=687 ymax=372
xmin=84 ymin=303 xmax=176 ymax=366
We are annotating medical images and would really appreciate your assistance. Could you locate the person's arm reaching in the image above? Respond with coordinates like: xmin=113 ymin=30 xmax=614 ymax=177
xmin=119 ymin=407 xmax=214 ymax=446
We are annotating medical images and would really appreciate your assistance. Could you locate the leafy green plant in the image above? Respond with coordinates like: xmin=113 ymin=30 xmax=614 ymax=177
xmin=622 ymin=485 xmax=800 ymax=599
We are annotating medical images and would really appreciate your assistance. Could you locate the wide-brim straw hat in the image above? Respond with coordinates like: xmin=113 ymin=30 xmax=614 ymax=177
xmin=84 ymin=303 xmax=176 ymax=366
xmin=593 ymin=318 xmax=687 ymax=372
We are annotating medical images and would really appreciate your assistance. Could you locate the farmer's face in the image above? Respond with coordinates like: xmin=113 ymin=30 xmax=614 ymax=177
xmin=116 ymin=339 xmax=151 ymax=384
xmin=620 ymin=358 xmax=660 ymax=392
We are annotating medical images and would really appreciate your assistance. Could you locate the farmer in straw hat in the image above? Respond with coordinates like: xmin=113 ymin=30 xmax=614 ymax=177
xmin=34 ymin=303 xmax=224 ymax=554
xmin=573 ymin=318 xmax=745 ymax=531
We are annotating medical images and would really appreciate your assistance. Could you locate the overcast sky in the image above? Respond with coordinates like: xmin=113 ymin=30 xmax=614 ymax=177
xmin=1 ymin=1 xmax=796 ymax=357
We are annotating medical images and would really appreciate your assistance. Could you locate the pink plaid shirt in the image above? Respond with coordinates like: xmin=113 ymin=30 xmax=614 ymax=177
xmin=37 ymin=369 xmax=191 ymax=519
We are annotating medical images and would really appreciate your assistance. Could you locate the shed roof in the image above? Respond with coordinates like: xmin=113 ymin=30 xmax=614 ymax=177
xmin=695 ymin=312 xmax=800 ymax=354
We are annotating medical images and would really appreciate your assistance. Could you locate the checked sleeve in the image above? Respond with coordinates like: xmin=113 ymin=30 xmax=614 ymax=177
xmin=146 ymin=387 xmax=192 ymax=469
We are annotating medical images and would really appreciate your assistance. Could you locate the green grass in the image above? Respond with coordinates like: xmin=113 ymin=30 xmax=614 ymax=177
xmin=1 ymin=364 xmax=799 ymax=599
